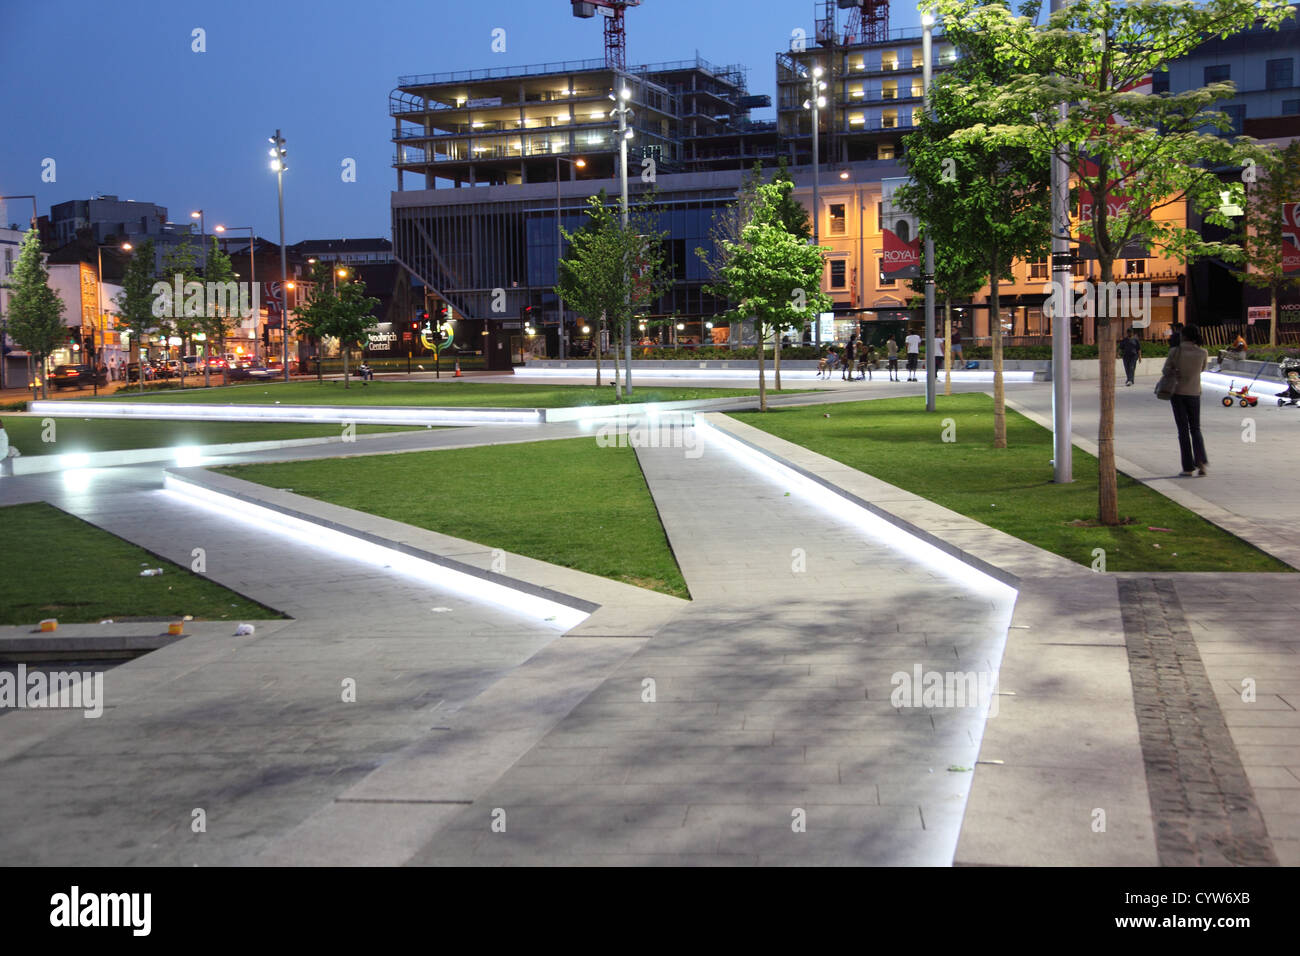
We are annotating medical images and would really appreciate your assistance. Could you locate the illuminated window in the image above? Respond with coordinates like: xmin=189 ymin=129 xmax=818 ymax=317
xmin=829 ymin=204 xmax=846 ymax=235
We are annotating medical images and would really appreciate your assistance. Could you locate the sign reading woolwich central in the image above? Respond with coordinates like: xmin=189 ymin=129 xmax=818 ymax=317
xmin=880 ymin=177 xmax=920 ymax=282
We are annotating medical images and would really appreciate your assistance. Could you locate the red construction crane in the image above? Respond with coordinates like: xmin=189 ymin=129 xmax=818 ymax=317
xmin=570 ymin=0 xmax=641 ymax=72
xmin=841 ymin=0 xmax=889 ymax=46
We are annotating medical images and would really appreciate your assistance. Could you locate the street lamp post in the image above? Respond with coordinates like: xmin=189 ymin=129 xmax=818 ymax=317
xmin=1049 ymin=0 xmax=1073 ymax=483
xmin=555 ymin=154 xmax=586 ymax=361
xmin=922 ymin=12 xmax=937 ymax=412
xmin=269 ymin=131 xmax=290 ymax=381
xmin=610 ymin=84 xmax=634 ymax=395
xmin=94 ymin=241 xmax=131 ymax=397
xmin=190 ymin=210 xmax=206 ymax=272
xmin=215 ymin=225 xmax=255 ymax=364
xmin=803 ymin=66 xmax=827 ymax=344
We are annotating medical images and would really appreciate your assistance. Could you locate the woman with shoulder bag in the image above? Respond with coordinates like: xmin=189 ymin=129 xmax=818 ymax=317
xmin=1160 ymin=324 xmax=1209 ymax=476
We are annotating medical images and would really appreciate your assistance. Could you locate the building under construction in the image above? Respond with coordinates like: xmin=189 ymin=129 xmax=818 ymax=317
xmin=388 ymin=1 xmax=960 ymax=362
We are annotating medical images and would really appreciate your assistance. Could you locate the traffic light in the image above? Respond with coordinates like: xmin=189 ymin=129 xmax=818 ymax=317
xmin=436 ymin=302 xmax=449 ymax=322
xmin=262 ymin=326 xmax=271 ymax=348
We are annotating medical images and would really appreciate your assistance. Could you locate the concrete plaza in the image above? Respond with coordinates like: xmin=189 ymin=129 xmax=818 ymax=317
xmin=0 ymin=370 xmax=1294 ymax=866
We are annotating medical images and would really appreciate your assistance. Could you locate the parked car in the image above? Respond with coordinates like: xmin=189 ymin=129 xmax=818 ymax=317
xmin=50 ymin=364 xmax=108 ymax=390
xmin=227 ymin=362 xmax=269 ymax=381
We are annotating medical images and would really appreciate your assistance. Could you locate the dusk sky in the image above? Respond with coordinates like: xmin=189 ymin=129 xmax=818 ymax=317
xmin=2 ymin=0 xmax=930 ymax=243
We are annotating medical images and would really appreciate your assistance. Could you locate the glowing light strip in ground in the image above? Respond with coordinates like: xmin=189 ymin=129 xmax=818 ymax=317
xmin=695 ymin=418 xmax=1019 ymax=604
xmin=693 ymin=418 xmax=1016 ymax=861
xmin=162 ymin=475 xmax=589 ymax=632
xmin=29 ymin=401 xmax=541 ymax=427
xmin=1200 ymin=370 xmax=1293 ymax=398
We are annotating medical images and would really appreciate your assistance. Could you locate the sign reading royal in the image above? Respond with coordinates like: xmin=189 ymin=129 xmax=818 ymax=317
xmin=879 ymin=177 xmax=920 ymax=281
xmin=1283 ymin=202 xmax=1300 ymax=277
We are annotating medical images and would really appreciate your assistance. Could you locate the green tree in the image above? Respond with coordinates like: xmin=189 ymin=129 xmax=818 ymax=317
xmin=4 ymin=229 xmax=65 ymax=398
xmin=557 ymin=192 xmax=673 ymax=399
xmin=159 ymin=240 xmax=202 ymax=387
xmin=931 ymin=0 xmax=1293 ymax=523
xmin=699 ymin=159 xmax=814 ymax=388
xmin=719 ymin=180 xmax=832 ymax=410
xmin=200 ymin=237 xmax=239 ymax=387
xmin=295 ymin=262 xmax=378 ymax=388
xmin=897 ymin=17 xmax=1052 ymax=444
xmin=114 ymin=239 xmax=157 ymax=393
xmin=295 ymin=261 xmax=339 ymax=385
xmin=1236 ymin=140 xmax=1300 ymax=347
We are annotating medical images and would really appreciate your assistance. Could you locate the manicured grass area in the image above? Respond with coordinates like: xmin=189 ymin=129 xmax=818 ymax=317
xmin=217 ymin=438 xmax=690 ymax=598
xmin=98 ymin=380 xmax=791 ymax=408
xmin=0 ymin=416 xmax=418 ymax=457
xmin=734 ymin=394 xmax=1290 ymax=574
xmin=0 ymin=503 xmax=283 ymax=625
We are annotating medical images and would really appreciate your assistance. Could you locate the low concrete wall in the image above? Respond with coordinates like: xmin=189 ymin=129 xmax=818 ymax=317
xmin=528 ymin=357 xmax=1150 ymax=382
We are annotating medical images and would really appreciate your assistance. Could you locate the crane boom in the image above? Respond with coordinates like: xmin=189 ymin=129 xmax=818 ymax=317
xmin=570 ymin=0 xmax=642 ymax=72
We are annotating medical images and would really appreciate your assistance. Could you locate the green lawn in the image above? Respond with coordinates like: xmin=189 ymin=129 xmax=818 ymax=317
xmin=0 ymin=503 xmax=283 ymax=625
xmin=98 ymin=380 xmax=793 ymax=408
xmin=0 ymin=416 xmax=419 ymax=457
xmin=734 ymin=394 xmax=1290 ymax=574
xmin=217 ymin=438 xmax=690 ymax=598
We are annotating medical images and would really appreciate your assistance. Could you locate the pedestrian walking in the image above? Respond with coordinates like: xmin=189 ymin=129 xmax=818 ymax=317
xmin=1121 ymin=329 xmax=1141 ymax=386
xmin=886 ymin=337 xmax=899 ymax=381
xmin=933 ymin=335 xmax=944 ymax=378
xmin=1161 ymin=324 xmax=1209 ymax=476
xmin=1168 ymin=322 xmax=1182 ymax=348
xmin=904 ymin=330 xmax=921 ymax=382
xmin=951 ymin=328 xmax=963 ymax=362
xmin=842 ymin=334 xmax=858 ymax=381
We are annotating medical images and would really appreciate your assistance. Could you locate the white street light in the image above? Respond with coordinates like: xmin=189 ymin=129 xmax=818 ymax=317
xmin=269 ymin=129 xmax=290 ymax=381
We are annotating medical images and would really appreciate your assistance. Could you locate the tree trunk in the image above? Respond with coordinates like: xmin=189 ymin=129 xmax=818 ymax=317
xmin=595 ymin=314 xmax=604 ymax=388
xmin=203 ymin=335 xmax=211 ymax=389
xmin=774 ymin=331 xmax=782 ymax=392
xmin=990 ymin=252 xmax=1006 ymax=449
xmin=611 ymin=318 xmax=622 ymax=401
xmin=757 ymin=322 xmax=767 ymax=411
xmin=943 ymin=298 xmax=952 ymax=397
xmin=342 ymin=343 xmax=350 ymax=389
xmin=1097 ymin=257 xmax=1120 ymax=525
xmin=316 ymin=340 xmax=323 ymax=383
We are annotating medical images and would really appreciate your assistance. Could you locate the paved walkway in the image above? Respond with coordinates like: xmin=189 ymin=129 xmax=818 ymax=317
xmin=404 ymin=422 xmax=1016 ymax=865
xmin=1 ymin=372 xmax=1294 ymax=866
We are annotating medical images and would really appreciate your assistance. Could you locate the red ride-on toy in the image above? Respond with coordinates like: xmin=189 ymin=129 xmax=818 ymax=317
xmin=1223 ymin=381 xmax=1259 ymax=407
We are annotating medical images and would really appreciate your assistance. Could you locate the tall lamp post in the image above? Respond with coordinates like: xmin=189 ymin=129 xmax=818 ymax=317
xmin=190 ymin=210 xmax=207 ymax=272
xmin=269 ymin=131 xmax=290 ymax=381
xmin=608 ymin=84 xmax=635 ymax=395
xmin=803 ymin=65 xmax=827 ymax=344
xmin=555 ymin=154 xmax=586 ymax=361
xmin=215 ymin=225 xmax=255 ymax=364
xmin=921 ymin=11 xmax=937 ymax=412
xmin=1048 ymin=0 xmax=1073 ymax=483
xmin=94 ymin=241 xmax=132 ymax=396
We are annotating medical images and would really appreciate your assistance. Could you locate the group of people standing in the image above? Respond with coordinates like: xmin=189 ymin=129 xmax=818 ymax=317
xmin=828 ymin=328 xmax=964 ymax=383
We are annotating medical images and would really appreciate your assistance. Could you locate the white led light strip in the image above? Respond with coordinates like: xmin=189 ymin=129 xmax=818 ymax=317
xmin=30 ymin=401 xmax=541 ymax=427
xmin=162 ymin=474 xmax=590 ymax=632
